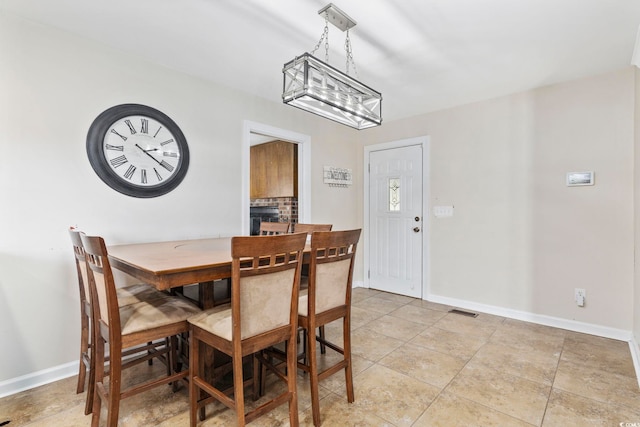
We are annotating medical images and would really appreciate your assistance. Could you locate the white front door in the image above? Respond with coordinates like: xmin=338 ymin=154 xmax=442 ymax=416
xmin=368 ymin=143 xmax=424 ymax=298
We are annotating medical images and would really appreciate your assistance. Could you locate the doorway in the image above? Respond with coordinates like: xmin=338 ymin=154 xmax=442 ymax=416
xmin=242 ymin=121 xmax=311 ymax=235
xmin=364 ymin=137 xmax=430 ymax=299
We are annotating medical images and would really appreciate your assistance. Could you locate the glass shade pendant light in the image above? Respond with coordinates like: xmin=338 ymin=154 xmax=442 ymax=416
xmin=282 ymin=3 xmax=382 ymax=130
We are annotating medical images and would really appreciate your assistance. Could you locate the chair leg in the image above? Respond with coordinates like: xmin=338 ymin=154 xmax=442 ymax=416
xmin=106 ymin=346 xmax=123 ymax=427
xmin=286 ymin=333 xmax=299 ymax=427
xmin=164 ymin=337 xmax=173 ymax=376
xmin=252 ymin=353 xmax=260 ymax=401
xmin=177 ymin=332 xmax=188 ymax=373
xmin=308 ymin=325 xmax=321 ymax=427
xmin=76 ymin=361 xmax=86 ymax=394
xmin=91 ymin=338 xmax=105 ymax=427
xmin=343 ymin=317 xmax=354 ymax=403
xmin=258 ymin=351 xmax=267 ymax=397
xmin=148 ymin=341 xmax=155 ymax=366
xmin=196 ymin=339 xmax=207 ymax=422
xmin=232 ymin=350 xmax=246 ymax=426
xmin=319 ymin=325 xmax=326 ymax=354
xmin=77 ymin=319 xmax=89 ymax=393
xmin=84 ymin=343 xmax=96 ymax=415
xmin=188 ymin=333 xmax=199 ymax=427
xmin=170 ymin=336 xmax=181 ymax=392
xmin=302 ymin=329 xmax=309 ymax=367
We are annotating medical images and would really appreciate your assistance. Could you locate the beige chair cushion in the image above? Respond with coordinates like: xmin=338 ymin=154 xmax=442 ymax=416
xmin=119 ymin=296 xmax=201 ymax=336
xmin=188 ymin=308 xmax=233 ymax=340
xmin=299 ymin=258 xmax=350 ymax=317
xmin=189 ymin=269 xmax=295 ymax=341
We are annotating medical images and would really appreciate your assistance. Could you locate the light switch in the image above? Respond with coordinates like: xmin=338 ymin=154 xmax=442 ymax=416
xmin=433 ymin=205 xmax=454 ymax=218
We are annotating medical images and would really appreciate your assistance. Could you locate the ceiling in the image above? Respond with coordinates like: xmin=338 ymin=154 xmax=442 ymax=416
xmin=3 ymin=0 xmax=640 ymax=122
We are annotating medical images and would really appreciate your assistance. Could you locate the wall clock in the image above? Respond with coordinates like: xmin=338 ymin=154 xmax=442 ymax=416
xmin=86 ymin=104 xmax=190 ymax=198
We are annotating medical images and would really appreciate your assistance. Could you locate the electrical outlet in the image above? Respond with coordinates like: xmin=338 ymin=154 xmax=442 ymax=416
xmin=575 ymin=288 xmax=586 ymax=307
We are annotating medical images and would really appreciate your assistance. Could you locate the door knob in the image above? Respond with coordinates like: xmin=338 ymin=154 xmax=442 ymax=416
xmin=413 ymin=227 xmax=420 ymax=232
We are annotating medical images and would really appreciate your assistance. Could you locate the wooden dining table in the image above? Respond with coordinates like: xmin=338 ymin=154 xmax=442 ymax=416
xmin=108 ymin=237 xmax=234 ymax=309
xmin=108 ymin=236 xmax=310 ymax=309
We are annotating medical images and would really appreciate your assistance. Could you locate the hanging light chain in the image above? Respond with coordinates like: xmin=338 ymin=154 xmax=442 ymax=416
xmin=309 ymin=11 xmax=360 ymax=78
xmin=325 ymin=21 xmax=330 ymax=63
xmin=311 ymin=13 xmax=330 ymax=63
xmin=344 ymin=29 xmax=359 ymax=78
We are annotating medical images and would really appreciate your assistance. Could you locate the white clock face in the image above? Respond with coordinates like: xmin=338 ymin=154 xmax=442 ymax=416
xmin=102 ymin=115 xmax=182 ymax=187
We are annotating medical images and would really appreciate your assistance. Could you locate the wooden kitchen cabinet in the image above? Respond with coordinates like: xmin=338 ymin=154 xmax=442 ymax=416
xmin=250 ymin=141 xmax=298 ymax=198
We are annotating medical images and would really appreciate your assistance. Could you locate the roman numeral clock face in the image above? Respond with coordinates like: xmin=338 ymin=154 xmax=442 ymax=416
xmin=105 ymin=117 xmax=178 ymax=184
xmin=87 ymin=104 xmax=189 ymax=198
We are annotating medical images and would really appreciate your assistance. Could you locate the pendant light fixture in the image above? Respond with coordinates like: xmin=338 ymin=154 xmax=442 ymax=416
xmin=282 ymin=3 xmax=382 ymax=130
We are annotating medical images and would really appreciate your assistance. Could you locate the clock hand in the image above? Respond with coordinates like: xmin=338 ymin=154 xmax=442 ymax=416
xmin=135 ymin=143 xmax=163 ymax=166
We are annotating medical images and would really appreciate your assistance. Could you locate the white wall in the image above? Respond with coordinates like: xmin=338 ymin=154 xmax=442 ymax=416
xmin=363 ymin=68 xmax=636 ymax=333
xmin=0 ymin=13 xmax=361 ymax=384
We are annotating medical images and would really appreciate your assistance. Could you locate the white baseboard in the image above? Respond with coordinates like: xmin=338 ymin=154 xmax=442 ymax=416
xmin=427 ymin=293 xmax=633 ymax=341
xmin=0 ymin=360 xmax=78 ymax=399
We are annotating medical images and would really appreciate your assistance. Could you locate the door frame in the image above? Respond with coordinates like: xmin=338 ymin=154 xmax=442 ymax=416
xmin=242 ymin=120 xmax=311 ymax=235
xmin=363 ymin=136 xmax=431 ymax=299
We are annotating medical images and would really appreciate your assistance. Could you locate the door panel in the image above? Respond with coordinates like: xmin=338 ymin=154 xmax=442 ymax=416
xmin=369 ymin=145 xmax=423 ymax=298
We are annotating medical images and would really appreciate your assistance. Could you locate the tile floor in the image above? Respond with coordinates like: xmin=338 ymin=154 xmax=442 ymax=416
xmin=2 ymin=288 xmax=640 ymax=426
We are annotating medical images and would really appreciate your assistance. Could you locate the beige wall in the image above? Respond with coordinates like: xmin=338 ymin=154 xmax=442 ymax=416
xmin=363 ymin=68 xmax=635 ymax=332
xmin=1 ymin=10 xmax=638 ymax=388
xmin=0 ymin=13 xmax=360 ymax=383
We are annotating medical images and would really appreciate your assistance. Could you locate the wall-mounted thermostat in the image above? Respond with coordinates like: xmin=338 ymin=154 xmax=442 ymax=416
xmin=566 ymin=171 xmax=594 ymax=186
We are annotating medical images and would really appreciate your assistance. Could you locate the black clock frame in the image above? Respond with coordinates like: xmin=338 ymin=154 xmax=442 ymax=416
xmin=86 ymin=104 xmax=190 ymax=198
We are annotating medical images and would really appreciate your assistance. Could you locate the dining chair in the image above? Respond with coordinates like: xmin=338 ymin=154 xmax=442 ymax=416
xmin=292 ymin=223 xmax=333 ymax=234
xmin=68 ymin=228 xmax=170 ymax=415
xmin=293 ymin=223 xmax=333 ymax=282
xmin=291 ymin=223 xmax=333 ymax=352
xmin=298 ymin=229 xmax=361 ymax=427
xmin=80 ymin=234 xmax=201 ymax=427
xmin=188 ymin=232 xmax=306 ymax=426
xmin=258 ymin=221 xmax=290 ymax=235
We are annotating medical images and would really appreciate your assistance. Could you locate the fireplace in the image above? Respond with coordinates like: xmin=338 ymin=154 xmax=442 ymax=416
xmin=249 ymin=205 xmax=280 ymax=235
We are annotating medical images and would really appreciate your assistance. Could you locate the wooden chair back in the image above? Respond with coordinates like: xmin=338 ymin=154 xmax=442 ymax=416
xmin=231 ymin=232 xmax=306 ymax=343
xmin=293 ymin=223 xmax=333 ymax=234
xmin=258 ymin=221 xmax=290 ymax=235
xmin=69 ymin=229 xmax=90 ymax=313
xmin=68 ymin=228 xmax=94 ymax=414
xmin=80 ymin=235 xmax=122 ymax=345
xmin=307 ymin=229 xmax=360 ymax=314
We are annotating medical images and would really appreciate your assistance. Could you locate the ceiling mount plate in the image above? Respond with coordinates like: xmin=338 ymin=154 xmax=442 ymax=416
xmin=318 ymin=3 xmax=356 ymax=32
